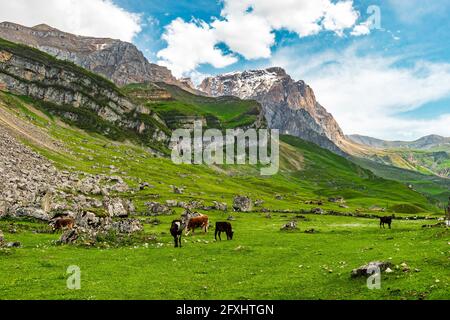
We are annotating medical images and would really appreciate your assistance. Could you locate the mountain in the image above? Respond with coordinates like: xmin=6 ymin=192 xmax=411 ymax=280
xmin=347 ymin=134 xmax=450 ymax=150
xmin=0 ymin=37 xmax=171 ymax=153
xmin=199 ymin=68 xmax=348 ymax=155
xmin=0 ymin=22 xmax=198 ymax=93
xmin=347 ymin=134 xmax=450 ymax=179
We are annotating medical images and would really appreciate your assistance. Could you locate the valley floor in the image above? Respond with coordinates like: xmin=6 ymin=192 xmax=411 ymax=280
xmin=0 ymin=212 xmax=449 ymax=300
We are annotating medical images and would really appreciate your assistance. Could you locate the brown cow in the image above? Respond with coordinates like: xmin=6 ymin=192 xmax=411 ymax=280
xmin=185 ymin=214 xmax=209 ymax=236
xmin=52 ymin=217 xmax=75 ymax=232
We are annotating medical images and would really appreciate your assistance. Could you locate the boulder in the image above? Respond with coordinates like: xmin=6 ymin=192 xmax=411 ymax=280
xmin=166 ymin=200 xmax=179 ymax=207
xmin=172 ymin=186 xmax=184 ymax=194
xmin=104 ymin=198 xmax=129 ymax=217
xmin=0 ymin=229 xmax=4 ymax=243
xmin=281 ymin=221 xmax=298 ymax=231
xmin=13 ymin=207 xmax=51 ymax=221
xmin=351 ymin=261 xmax=393 ymax=278
xmin=112 ymin=219 xmax=143 ymax=234
xmin=233 ymin=196 xmax=253 ymax=212
xmin=311 ymin=208 xmax=324 ymax=214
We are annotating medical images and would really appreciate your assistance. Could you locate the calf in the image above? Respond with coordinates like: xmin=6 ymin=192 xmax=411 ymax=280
xmin=170 ymin=220 xmax=185 ymax=248
xmin=380 ymin=215 xmax=394 ymax=229
xmin=52 ymin=217 xmax=75 ymax=232
xmin=185 ymin=215 xmax=209 ymax=236
xmin=215 ymin=222 xmax=234 ymax=241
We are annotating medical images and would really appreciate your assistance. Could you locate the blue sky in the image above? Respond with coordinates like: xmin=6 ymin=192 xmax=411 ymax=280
xmin=1 ymin=0 xmax=449 ymax=140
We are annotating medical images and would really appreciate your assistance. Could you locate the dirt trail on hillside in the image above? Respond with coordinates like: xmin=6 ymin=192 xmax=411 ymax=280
xmin=0 ymin=103 xmax=63 ymax=153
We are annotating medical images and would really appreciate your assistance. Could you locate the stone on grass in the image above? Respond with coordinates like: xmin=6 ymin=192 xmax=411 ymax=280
xmin=233 ymin=196 xmax=252 ymax=212
xmin=351 ymin=261 xmax=393 ymax=278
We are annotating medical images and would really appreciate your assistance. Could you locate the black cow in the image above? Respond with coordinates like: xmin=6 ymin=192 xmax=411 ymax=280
xmin=170 ymin=220 xmax=185 ymax=248
xmin=215 ymin=222 xmax=234 ymax=241
xmin=380 ymin=215 xmax=394 ymax=229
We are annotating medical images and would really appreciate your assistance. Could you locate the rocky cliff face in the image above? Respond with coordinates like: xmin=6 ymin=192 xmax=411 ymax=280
xmin=0 ymin=22 xmax=193 ymax=91
xmin=0 ymin=38 xmax=170 ymax=149
xmin=200 ymin=68 xmax=347 ymax=155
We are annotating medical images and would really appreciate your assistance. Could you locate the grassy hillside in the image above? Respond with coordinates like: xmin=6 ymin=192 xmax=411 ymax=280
xmin=352 ymin=156 xmax=450 ymax=205
xmin=123 ymin=83 xmax=263 ymax=130
xmin=0 ymin=91 xmax=440 ymax=215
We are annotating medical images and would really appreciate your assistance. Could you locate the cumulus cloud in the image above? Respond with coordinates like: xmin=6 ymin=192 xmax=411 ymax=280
xmin=158 ymin=0 xmax=365 ymax=77
xmin=0 ymin=0 xmax=142 ymax=42
xmin=156 ymin=18 xmax=237 ymax=78
xmin=272 ymin=46 xmax=450 ymax=140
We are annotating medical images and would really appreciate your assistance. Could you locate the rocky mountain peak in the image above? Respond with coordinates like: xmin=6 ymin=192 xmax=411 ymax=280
xmin=0 ymin=22 xmax=199 ymax=93
xmin=199 ymin=68 xmax=347 ymax=154
xmin=32 ymin=24 xmax=59 ymax=32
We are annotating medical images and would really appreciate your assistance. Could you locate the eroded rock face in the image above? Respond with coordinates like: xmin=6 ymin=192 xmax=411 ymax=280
xmin=200 ymin=68 xmax=347 ymax=155
xmin=0 ymin=41 xmax=170 ymax=146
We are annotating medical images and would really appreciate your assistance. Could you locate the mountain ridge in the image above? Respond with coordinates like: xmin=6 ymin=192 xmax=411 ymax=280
xmin=0 ymin=21 xmax=200 ymax=94
xmin=199 ymin=67 xmax=348 ymax=155
xmin=347 ymin=134 xmax=450 ymax=150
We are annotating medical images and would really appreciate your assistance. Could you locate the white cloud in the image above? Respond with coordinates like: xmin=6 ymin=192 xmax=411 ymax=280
xmin=272 ymin=46 xmax=450 ymax=140
xmin=351 ymin=22 xmax=371 ymax=36
xmin=156 ymin=18 xmax=237 ymax=78
xmin=0 ymin=0 xmax=142 ymax=42
xmin=212 ymin=13 xmax=275 ymax=60
xmin=158 ymin=0 xmax=365 ymax=77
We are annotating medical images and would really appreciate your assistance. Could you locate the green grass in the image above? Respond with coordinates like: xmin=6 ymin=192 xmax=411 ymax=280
xmin=0 ymin=213 xmax=448 ymax=300
xmin=352 ymin=156 xmax=450 ymax=205
xmin=123 ymin=83 xmax=262 ymax=129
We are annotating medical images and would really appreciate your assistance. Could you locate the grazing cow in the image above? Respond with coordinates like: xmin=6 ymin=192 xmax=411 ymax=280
xmin=52 ymin=217 xmax=75 ymax=232
xmin=380 ymin=215 xmax=394 ymax=229
xmin=215 ymin=222 xmax=234 ymax=241
xmin=185 ymin=214 xmax=209 ymax=236
xmin=170 ymin=220 xmax=185 ymax=248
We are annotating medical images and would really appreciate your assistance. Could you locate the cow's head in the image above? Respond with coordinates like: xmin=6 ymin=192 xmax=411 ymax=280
xmin=228 ymin=231 xmax=234 ymax=240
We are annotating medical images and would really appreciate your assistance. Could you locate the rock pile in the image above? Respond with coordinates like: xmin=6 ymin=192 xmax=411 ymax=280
xmin=0 ymin=126 xmax=135 ymax=220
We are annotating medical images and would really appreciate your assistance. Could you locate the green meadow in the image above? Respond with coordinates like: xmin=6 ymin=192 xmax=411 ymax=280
xmin=0 ymin=92 xmax=449 ymax=300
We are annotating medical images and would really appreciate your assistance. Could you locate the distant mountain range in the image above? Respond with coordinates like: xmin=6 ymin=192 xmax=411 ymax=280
xmin=347 ymin=134 xmax=450 ymax=151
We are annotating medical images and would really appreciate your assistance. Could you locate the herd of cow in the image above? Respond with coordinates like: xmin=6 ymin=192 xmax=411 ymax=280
xmin=170 ymin=212 xmax=234 ymax=248
xmin=48 ymin=211 xmax=395 ymax=248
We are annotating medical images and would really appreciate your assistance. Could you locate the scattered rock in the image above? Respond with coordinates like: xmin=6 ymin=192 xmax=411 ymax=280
xmin=351 ymin=261 xmax=393 ymax=278
xmin=304 ymin=229 xmax=317 ymax=234
xmin=227 ymin=216 xmax=236 ymax=221
xmin=0 ymin=229 xmax=4 ymax=243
